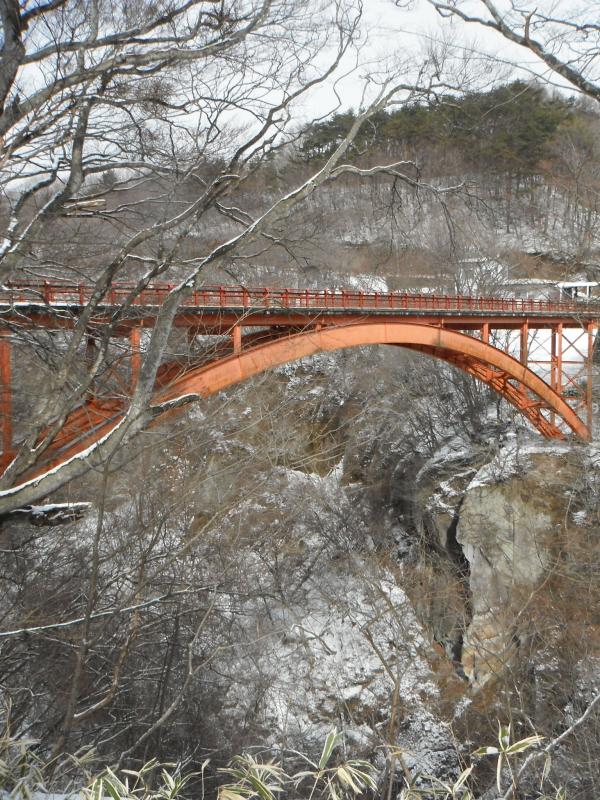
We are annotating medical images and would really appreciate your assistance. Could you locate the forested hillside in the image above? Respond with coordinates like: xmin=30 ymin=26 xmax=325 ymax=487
xmin=301 ymin=81 xmax=571 ymax=169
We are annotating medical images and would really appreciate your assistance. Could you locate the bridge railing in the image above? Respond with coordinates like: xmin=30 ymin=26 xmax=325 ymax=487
xmin=0 ymin=281 xmax=594 ymax=315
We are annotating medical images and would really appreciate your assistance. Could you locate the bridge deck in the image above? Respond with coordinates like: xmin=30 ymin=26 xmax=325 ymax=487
xmin=0 ymin=282 xmax=597 ymax=331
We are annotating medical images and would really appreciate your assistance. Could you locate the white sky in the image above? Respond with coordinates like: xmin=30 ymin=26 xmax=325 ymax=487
xmin=304 ymin=0 xmax=583 ymax=116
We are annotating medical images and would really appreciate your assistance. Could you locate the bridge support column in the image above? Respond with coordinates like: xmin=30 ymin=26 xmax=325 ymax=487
xmin=130 ymin=326 xmax=141 ymax=391
xmin=0 ymin=333 xmax=13 ymax=469
xmin=587 ymin=321 xmax=595 ymax=437
xmin=232 ymin=324 xmax=242 ymax=355
xmin=554 ymin=323 xmax=563 ymax=396
xmin=551 ymin=324 xmax=557 ymax=394
xmin=550 ymin=324 xmax=558 ymax=427
xmin=519 ymin=321 xmax=529 ymax=365
xmin=481 ymin=322 xmax=489 ymax=344
xmin=519 ymin=321 xmax=529 ymax=395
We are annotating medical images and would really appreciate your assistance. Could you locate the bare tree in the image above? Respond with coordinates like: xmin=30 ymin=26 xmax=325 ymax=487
xmin=0 ymin=0 xmax=458 ymax=512
xmin=426 ymin=0 xmax=600 ymax=103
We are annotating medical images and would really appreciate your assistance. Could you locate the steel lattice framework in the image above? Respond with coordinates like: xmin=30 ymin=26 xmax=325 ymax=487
xmin=0 ymin=282 xmax=597 ymax=489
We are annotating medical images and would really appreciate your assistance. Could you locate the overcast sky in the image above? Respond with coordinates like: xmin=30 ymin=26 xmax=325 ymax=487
xmin=303 ymin=0 xmax=581 ymax=116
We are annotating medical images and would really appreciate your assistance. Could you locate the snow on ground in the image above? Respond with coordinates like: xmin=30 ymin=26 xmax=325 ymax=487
xmin=466 ymin=435 xmax=572 ymax=491
xmin=211 ymin=462 xmax=458 ymax=778
xmin=345 ymin=274 xmax=389 ymax=293
xmin=218 ymin=559 xmax=458 ymax=776
xmin=7 ymin=502 xmax=92 ymax=525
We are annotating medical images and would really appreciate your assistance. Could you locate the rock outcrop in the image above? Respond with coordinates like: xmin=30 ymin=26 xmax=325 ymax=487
xmin=456 ymin=438 xmax=582 ymax=684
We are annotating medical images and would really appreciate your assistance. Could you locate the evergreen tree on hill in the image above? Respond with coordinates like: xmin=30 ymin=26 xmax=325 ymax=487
xmin=299 ymin=80 xmax=574 ymax=176
xmin=446 ymin=81 xmax=572 ymax=176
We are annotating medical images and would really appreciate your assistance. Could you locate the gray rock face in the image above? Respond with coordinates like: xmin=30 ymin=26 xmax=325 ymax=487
xmin=411 ymin=434 xmax=600 ymax=689
xmin=456 ymin=439 xmax=577 ymax=684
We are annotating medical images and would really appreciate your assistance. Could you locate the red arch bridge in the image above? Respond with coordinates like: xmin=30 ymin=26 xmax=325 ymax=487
xmin=0 ymin=281 xmax=597 ymax=490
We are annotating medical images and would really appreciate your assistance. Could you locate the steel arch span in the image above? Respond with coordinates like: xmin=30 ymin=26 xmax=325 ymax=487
xmin=154 ymin=322 xmax=586 ymax=438
xmin=12 ymin=321 xmax=589 ymax=491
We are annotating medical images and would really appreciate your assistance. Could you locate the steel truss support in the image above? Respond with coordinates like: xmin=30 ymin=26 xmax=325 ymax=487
xmin=3 ymin=320 xmax=597 ymax=491
xmin=550 ymin=323 xmax=562 ymax=395
xmin=149 ymin=323 xmax=588 ymax=441
xmin=232 ymin=324 xmax=242 ymax=355
xmin=0 ymin=333 xmax=13 ymax=468
xmin=130 ymin=326 xmax=142 ymax=391
xmin=520 ymin=321 xmax=529 ymax=364
xmin=586 ymin=322 xmax=595 ymax=436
